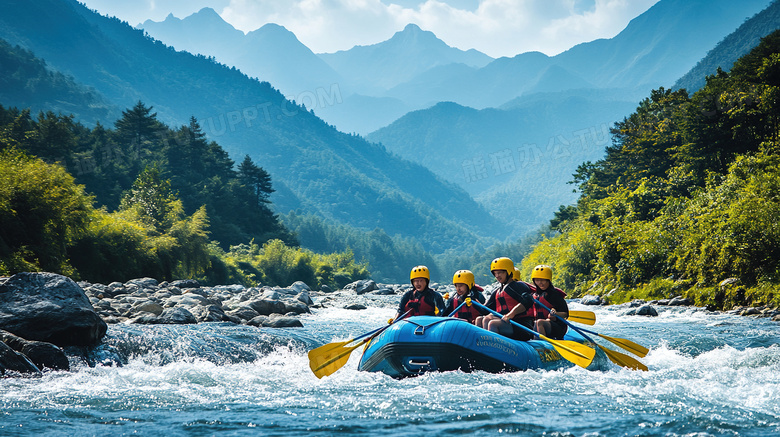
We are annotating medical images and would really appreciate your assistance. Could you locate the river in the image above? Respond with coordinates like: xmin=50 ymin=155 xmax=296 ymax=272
xmin=1 ymin=293 xmax=779 ymax=436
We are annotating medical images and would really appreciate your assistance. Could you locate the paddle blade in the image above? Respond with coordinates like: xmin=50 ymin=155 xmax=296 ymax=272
xmin=308 ymin=339 xmax=353 ymax=358
xmin=308 ymin=341 xmax=364 ymax=379
xmin=598 ymin=334 xmax=649 ymax=358
xmin=568 ymin=310 xmax=596 ymax=326
xmin=599 ymin=345 xmax=648 ymax=371
xmin=540 ymin=335 xmax=596 ymax=369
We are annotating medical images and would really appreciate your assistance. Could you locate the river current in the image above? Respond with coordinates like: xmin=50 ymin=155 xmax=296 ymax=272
xmin=1 ymin=292 xmax=779 ymax=436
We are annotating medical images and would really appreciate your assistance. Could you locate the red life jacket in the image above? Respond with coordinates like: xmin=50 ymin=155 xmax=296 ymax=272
xmin=453 ymin=294 xmax=481 ymax=322
xmin=495 ymin=283 xmax=531 ymax=319
xmin=533 ymin=287 xmax=566 ymax=319
xmin=404 ymin=289 xmax=437 ymax=316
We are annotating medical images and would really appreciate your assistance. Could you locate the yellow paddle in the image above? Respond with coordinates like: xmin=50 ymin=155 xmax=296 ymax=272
xmin=532 ymin=298 xmax=648 ymax=371
xmin=575 ymin=326 xmax=649 ymax=358
xmin=308 ymin=309 xmax=412 ymax=378
xmin=470 ymin=300 xmax=596 ymax=369
xmin=598 ymin=345 xmax=648 ymax=371
xmin=309 ymin=337 xmax=372 ymax=378
xmin=568 ymin=310 xmax=596 ymax=325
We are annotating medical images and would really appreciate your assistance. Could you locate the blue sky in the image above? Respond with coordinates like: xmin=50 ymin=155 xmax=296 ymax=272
xmin=80 ymin=0 xmax=660 ymax=58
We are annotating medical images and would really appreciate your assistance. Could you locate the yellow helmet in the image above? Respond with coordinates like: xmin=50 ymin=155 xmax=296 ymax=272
xmin=531 ymin=265 xmax=553 ymax=281
xmin=513 ymin=267 xmax=522 ymax=281
xmin=490 ymin=257 xmax=514 ymax=275
xmin=452 ymin=270 xmax=475 ymax=289
xmin=410 ymin=265 xmax=430 ymax=283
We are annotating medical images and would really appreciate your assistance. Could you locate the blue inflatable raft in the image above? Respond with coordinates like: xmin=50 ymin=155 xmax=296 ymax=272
xmin=358 ymin=316 xmax=609 ymax=377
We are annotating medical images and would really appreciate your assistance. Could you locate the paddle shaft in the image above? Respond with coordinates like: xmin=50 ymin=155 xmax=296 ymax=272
xmin=532 ymin=297 xmax=584 ymax=335
xmin=471 ymin=301 xmax=547 ymax=342
xmin=446 ymin=300 xmax=468 ymax=317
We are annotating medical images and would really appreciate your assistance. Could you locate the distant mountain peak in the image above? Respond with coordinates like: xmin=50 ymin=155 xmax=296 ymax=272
xmin=389 ymin=23 xmax=441 ymax=45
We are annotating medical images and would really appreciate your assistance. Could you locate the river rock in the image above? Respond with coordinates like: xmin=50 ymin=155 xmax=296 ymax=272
xmin=290 ymin=281 xmax=311 ymax=293
xmin=131 ymin=300 xmax=164 ymax=316
xmin=227 ymin=306 xmax=261 ymax=321
xmin=320 ymin=284 xmax=333 ymax=293
xmin=344 ymin=304 xmax=367 ymax=310
xmin=0 ymin=340 xmax=41 ymax=376
xmin=668 ymin=297 xmax=692 ymax=306
xmin=624 ymin=304 xmax=658 ymax=317
xmin=171 ymin=279 xmax=200 ymax=289
xmin=248 ymin=314 xmax=303 ymax=328
xmin=157 ymin=307 xmax=197 ymax=324
xmin=580 ymin=294 xmax=603 ymax=305
xmin=0 ymin=330 xmax=69 ymax=371
xmin=0 ymin=272 xmax=107 ymax=346
xmin=296 ymin=292 xmax=314 ymax=306
xmin=349 ymin=279 xmax=378 ymax=295
xmin=247 ymin=298 xmax=287 ymax=316
xmin=126 ymin=277 xmax=159 ymax=289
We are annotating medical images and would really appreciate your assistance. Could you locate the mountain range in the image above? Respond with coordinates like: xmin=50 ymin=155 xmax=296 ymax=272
xmin=0 ymin=0 xmax=504 ymax=256
xmin=140 ymin=0 xmax=773 ymax=135
xmin=369 ymin=0 xmax=778 ymax=231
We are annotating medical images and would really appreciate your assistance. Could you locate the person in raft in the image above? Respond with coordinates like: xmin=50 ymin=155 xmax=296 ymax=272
xmin=391 ymin=265 xmax=446 ymax=322
xmin=443 ymin=270 xmax=485 ymax=322
xmin=474 ymin=257 xmax=535 ymax=341
xmin=530 ymin=264 xmax=569 ymax=340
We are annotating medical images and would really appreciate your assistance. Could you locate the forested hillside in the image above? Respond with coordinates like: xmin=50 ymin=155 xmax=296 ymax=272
xmin=675 ymin=0 xmax=780 ymax=92
xmin=0 ymin=102 xmax=369 ymax=288
xmin=521 ymin=31 xmax=780 ymax=310
xmin=0 ymin=39 xmax=118 ymax=123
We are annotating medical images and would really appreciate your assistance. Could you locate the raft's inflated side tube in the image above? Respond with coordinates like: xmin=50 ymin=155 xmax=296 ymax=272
xmin=358 ymin=316 xmax=607 ymax=378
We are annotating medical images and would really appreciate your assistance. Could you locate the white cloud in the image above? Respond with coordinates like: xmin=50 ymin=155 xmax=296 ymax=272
xmin=81 ymin=0 xmax=660 ymax=57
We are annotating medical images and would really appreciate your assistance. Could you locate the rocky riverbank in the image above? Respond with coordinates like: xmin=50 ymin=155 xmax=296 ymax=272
xmin=0 ymin=272 xmax=419 ymax=376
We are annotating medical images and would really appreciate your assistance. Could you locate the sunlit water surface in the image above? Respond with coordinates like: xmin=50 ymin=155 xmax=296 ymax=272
xmin=2 ymin=297 xmax=779 ymax=436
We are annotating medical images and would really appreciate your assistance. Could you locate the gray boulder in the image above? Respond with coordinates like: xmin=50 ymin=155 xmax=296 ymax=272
xmin=0 ymin=272 xmax=107 ymax=346
xmin=227 ymin=306 xmax=261 ymax=321
xmin=625 ymin=304 xmax=658 ymax=317
xmin=247 ymin=298 xmax=287 ymax=316
xmin=0 ymin=329 xmax=69 ymax=371
xmin=580 ymin=294 xmax=603 ymax=306
xmin=289 ymin=281 xmax=311 ymax=294
xmin=0 ymin=341 xmax=41 ymax=376
xmin=171 ymin=279 xmax=200 ymax=289
xmin=355 ymin=280 xmax=378 ymax=295
xmin=157 ymin=307 xmax=197 ymax=324
xmin=668 ymin=296 xmax=692 ymax=306
xmin=248 ymin=314 xmax=303 ymax=328
xmin=126 ymin=277 xmax=159 ymax=289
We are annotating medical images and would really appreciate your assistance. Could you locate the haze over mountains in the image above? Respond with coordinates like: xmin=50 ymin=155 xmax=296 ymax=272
xmin=140 ymin=0 xmax=772 ymax=136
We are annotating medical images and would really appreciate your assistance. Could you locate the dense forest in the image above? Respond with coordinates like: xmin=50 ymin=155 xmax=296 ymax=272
xmin=522 ymin=30 xmax=780 ymax=310
xmin=0 ymin=102 xmax=368 ymax=288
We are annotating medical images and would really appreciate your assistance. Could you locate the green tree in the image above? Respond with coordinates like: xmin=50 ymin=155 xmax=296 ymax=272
xmin=238 ymin=154 xmax=274 ymax=206
xmin=0 ymin=148 xmax=92 ymax=276
xmin=119 ymin=164 xmax=179 ymax=233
